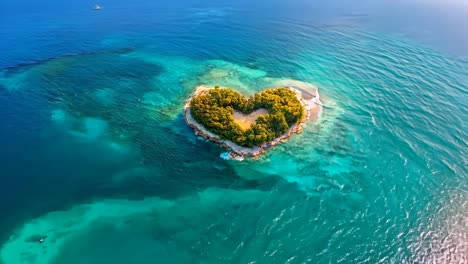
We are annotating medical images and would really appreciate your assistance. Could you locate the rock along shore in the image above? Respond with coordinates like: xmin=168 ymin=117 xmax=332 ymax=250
xmin=184 ymin=83 xmax=323 ymax=159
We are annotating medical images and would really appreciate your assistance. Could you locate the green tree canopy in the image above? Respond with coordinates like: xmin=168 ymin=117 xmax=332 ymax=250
xmin=190 ymin=87 xmax=304 ymax=147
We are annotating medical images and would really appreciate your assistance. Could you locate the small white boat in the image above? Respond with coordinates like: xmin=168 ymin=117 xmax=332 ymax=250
xmin=93 ymin=5 xmax=102 ymax=10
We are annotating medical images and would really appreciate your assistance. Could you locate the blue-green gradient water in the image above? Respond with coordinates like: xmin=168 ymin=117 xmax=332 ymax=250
xmin=0 ymin=0 xmax=467 ymax=263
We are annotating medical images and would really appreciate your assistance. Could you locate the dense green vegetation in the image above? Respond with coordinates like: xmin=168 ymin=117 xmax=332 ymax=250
xmin=190 ymin=87 xmax=304 ymax=147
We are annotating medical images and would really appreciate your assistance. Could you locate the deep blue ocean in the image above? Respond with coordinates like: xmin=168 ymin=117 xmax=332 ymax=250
xmin=0 ymin=0 xmax=467 ymax=263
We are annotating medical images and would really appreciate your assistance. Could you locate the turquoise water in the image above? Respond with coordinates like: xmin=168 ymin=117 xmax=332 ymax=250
xmin=0 ymin=1 xmax=467 ymax=263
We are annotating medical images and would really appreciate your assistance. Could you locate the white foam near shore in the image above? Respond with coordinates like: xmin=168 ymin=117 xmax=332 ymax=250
xmin=220 ymin=151 xmax=244 ymax=161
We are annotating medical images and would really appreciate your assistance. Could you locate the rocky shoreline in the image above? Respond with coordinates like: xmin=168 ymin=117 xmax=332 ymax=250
xmin=184 ymin=83 xmax=322 ymax=159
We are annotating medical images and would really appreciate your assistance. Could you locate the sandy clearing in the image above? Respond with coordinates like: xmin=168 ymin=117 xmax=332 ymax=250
xmin=233 ymin=108 xmax=269 ymax=130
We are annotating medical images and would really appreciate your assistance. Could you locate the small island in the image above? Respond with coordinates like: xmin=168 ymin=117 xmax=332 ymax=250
xmin=184 ymin=83 xmax=322 ymax=159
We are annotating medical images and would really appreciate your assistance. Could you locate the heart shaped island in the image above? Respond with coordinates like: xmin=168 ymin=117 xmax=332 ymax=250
xmin=184 ymin=83 xmax=322 ymax=159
